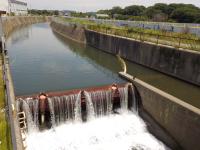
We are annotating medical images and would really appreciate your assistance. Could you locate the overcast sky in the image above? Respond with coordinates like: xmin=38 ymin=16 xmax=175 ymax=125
xmin=28 ymin=0 xmax=200 ymax=11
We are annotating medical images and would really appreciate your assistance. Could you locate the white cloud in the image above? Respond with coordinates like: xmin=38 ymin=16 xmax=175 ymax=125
xmin=28 ymin=0 xmax=200 ymax=11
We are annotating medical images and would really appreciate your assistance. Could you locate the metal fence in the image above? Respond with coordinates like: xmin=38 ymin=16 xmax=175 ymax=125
xmin=87 ymin=24 xmax=200 ymax=51
xmin=1 ymin=36 xmax=18 ymax=150
xmin=62 ymin=16 xmax=200 ymax=37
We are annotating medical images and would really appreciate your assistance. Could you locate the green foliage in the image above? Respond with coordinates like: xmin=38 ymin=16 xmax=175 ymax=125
xmin=110 ymin=6 xmax=123 ymax=16
xmin=97 ymin=3 xmax=200 ymax=23
xmin=123 ymin=5 xmax=145 ymax=16
xmin=170 ymin=7 xmax=200 ymax=23
xmin=28 ymin=9 xmax=59 ymax=16
xmin=0 ymin=58 xmax=12 ymax=150
xmin=61 ymin=17 xmax=200 ymax=51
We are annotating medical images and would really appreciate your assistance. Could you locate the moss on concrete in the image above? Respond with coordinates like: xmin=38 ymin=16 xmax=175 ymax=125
xmin=0 ymin=56 xmax=12 ymax=150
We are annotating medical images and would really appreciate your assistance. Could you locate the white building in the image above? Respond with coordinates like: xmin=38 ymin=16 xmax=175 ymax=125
xmin=0 ymin=0 xmax=9 ymax=14
xmin=0 ymin=0 xmax=28 ymax=15
xmin=96 ymin=14 xmax=109 ymax=19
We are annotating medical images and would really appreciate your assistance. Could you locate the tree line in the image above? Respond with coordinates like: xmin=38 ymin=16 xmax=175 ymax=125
xmin=28 ymin=9 xmax=59 ymax=16
xmin=97 ymin=3 xmax=200 ymax=23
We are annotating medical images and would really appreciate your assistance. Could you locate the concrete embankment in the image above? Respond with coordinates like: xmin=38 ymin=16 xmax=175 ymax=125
xmin=50 ymin=21 xmax=86 ymax=44
xmin=50 ymin=21 xmax=200 ymax=86
xmin=119 ymin=72 xmax=200 ymax=150
xmin=135 ymin=78 xmax=200 ymax=150
xmin=51 ymin=21 xmax=200 ymax=150
xmin=85 ymin=30 xmax=200 ymax=86
xmin=2 ymin=16 xmax=50 ymax=37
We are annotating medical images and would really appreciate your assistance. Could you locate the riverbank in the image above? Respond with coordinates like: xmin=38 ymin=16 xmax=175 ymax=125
xmin=50 ymin=19 xmax=200 ymax=150
xmin=0 ymin=55 xmax=12 ymax=150
xmin=2 ymin=16 xmax=51 ymax=38
xmin=60 ymin=17 xmax=200 ymax=52
xmin=51 ymin=18 xmax=200 ymax=87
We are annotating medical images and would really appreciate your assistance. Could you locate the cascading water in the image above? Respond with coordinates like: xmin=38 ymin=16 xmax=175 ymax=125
xmin=16 ymin=84 xmax=167 ymax=150
xmin=89 ymin=90 xmax=113 ymax=117
xmin=119 ymin=85 xmax=129 ymax=110
xmin=17 ymin=98 xmax=39 ymax=133
xmin=74 ymin=91 xmax=82 ymax=122
xmin=84 ymin=91 xmax=95 ymax=121
xmin=16 ymin=84 xmax=137 ymax=132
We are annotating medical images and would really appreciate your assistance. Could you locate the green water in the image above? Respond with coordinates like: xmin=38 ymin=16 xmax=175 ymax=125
xmin=6 ymin=23 xmax=200 ymax=108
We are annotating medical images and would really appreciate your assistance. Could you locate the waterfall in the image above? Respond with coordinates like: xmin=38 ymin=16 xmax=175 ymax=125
xmin=84 ymin=91 xmax=95 ymax=121
xmin=17 ymin=98 xmax=39 ymax=133
xmin=89 ymin=90 xmax=112 ymax=117
xmin=74 ymin=91 xmax=82 ymax=122
xmin=47 ymin=98 xmax=56 ymax=128
xmin=130 ymin=85 xmax=138 ymax=114
xmin=16 ymin=84 xmax=138 ymax=132
xmin=119 ymin=85 xmax=128 ymax=110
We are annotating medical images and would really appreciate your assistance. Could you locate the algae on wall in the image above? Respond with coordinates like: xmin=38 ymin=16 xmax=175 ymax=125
xmin=50 ymin=21 xmax=86 ymax=44
xmin=3 ymin=16 xmax=49 ymax=38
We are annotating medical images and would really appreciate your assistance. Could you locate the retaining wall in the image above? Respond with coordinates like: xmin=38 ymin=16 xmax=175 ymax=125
xmin=133 ymin=78 xmax=200 ymax=150
xmin=50 ymin=21 xmax=86 ymax=44
xmin=85 ymin=30 xmax=200 ymax=86
xmin=2 ymin=16 xmax=50 ymax=37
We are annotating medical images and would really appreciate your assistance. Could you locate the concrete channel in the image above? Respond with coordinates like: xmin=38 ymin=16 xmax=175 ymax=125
xmin=1 ymin=16 xmax=200 ymax=150
xmin=51 ymin=19 xmax=200 ymax=150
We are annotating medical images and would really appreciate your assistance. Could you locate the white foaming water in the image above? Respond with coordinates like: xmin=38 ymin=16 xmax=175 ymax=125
xmin=26 ymin=111 xmax=168 ymax=150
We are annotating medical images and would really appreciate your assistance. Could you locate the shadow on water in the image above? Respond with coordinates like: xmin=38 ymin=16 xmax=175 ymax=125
xmin=52 ymin=29 xmax=200 ymax=108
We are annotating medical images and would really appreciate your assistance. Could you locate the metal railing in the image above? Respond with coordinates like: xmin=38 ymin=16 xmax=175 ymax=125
xmin=87 ymin=24 xmax=200 ymax=51
xmin=1 ymin=36 xmax=18 ymax=150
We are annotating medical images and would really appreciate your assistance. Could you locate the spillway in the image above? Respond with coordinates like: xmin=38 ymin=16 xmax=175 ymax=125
xmin=16 ymin=83 xmax=168 ymax=150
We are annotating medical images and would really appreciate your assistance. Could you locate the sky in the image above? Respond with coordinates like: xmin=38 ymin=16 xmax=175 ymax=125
xmin=29 ymin=0 xmax=200 ymax=11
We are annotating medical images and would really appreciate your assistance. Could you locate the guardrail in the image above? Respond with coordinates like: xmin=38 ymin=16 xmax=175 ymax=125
xmin=61 ymin=16 xmax=200 ymax=36
xmin=87 ymin=24 xmax=200 ymax=51
xmin=52 ymin=17 xmax=200 ymax=51
xmin=1 ymin=36 xmax=18 ymax=150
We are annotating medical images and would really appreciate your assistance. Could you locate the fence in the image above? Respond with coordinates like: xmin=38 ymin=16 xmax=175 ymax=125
xmin=87 ymin=24 xmax=200 ymax=51
xmin=1 ymin=36 xmax=21 ymax=150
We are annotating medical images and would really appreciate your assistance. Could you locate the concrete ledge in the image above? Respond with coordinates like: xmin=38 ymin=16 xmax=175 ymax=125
xmin=119 ymin=72 xmax=200 ymax=150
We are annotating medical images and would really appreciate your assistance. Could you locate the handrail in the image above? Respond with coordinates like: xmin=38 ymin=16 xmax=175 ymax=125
xmin=1 ymin=36 xmax=18 ymax=150
xmin=87 ymin=24 xmax=200 ymax=51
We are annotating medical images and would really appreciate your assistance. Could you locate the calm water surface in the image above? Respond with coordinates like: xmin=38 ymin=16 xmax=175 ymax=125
xmin=6 ymin=23 xmax=200 ymax=108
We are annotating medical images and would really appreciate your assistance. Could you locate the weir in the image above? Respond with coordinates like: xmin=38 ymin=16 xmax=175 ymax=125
xmin=3 ymin=20 xmax=200 ymax=150
xmin=16 ymin=83 xmax=138 ymax=132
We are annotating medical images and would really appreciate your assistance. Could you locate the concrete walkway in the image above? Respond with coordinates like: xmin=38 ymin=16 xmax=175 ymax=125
xmin=0 ymin=16 xmax=3 ymax=38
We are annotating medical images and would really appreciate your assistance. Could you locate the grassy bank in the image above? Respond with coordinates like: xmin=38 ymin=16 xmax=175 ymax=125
xmin=60 ymin=17 xmax=200 ymax=51
xmin=0 ymin=56 xmax=12 ymax=150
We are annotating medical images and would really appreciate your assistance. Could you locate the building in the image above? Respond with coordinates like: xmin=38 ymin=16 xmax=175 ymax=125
xmin=0 ymin=0 xmax=9 ymax=15
xmin=0 ymin=0 xmax=28 ymax=16
xmin=96 ymin=14 xmax=109 ymax=19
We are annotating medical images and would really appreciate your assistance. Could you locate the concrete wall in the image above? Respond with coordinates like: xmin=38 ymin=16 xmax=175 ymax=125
xmin=50 ymin=21 xmax=200 ymax=149
xmin=2 ymin=16 xmax=50 ymax=37
xmin=133 ymin=78 xmax=200 ymax=150
xmin=50 ymin=21 xmax=86 ymax=44
xmin=85 ymin=30 xmax=200 ymax=86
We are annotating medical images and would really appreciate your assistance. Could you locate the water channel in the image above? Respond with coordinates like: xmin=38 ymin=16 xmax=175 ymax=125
xmin=6 ymin=23 xmax=200 ymax=108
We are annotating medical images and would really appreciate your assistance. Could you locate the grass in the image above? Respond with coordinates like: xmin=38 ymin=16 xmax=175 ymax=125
xmin=59 ymin=17 xmax=200 ymax=51
xmin=0 ymin=55 xmax=12 ymax=150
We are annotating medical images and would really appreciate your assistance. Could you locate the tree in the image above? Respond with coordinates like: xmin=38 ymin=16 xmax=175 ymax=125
xmin=124 ymin=5 xmax=145 ymax=16
xmin=110 ymin=6 xmax=123 ymax=16
xmin=54 ymin=10 xmax=59 ymax=16
xmin=145 ymin=6 xmax=162 ymax=19
xmin=153 ymin=3 xmax=170 ymax=14
xmin=171 ymin=7 xmax=200 ymax=23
